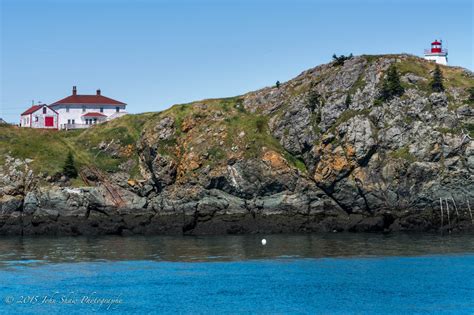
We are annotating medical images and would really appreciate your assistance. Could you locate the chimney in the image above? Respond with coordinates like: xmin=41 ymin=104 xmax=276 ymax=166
xmin=72 ymin=86 xmax=77 ymax=95
xmin=96 ymin=89 xmax=101 ymax=96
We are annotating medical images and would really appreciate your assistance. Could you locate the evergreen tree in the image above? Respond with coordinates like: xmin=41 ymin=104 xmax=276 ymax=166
xmin=63 ymin=152 xmax=78 ymax=178
xmin=377 ymin=64 xmax=404 ymax=102
xmin=468 ymin=87 xmax=474 ymax=103
xmin=387 ymin=64 xmax=404 ymax=97
xmin=344 ymin=94 xmax=352 ymax=106
xmin=332 ymin=53 xmax=353 ymax=66
xmin=378 ymin=76 xmax=391 ymax=102
xmin=255 ymin=117 xmax=266 ymax=133
xmin=276 ymin=81 xmax=281 ymax=89
xmin=306 ymin=86 xmax=321 ymax=111
xmin=430 ymin=65 xmax=445 ymax=92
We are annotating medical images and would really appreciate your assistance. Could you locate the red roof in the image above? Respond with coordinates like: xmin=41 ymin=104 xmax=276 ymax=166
xmin=21 ymin=105 xmax=44 ymax=116
xmin=82 ymin=112 xmax=107 ymax=117
xmin=431 ymin=40 xmax=442 ymax=45
xmin=51 ymin=94 xmax=126 ymax=106
xmin=21 ymin=104 xmax=59 ymax=116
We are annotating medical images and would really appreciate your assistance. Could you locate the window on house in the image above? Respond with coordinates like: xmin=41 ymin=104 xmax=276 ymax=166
xmin=67 ymin=119 xmax=71 ymax=124
xmin=43 ymin=107 xmax=47 ymax=114
xmin=71 ymin=119 xmax=75 ymax=124
xmin=66 ymin=106 xmax=70 ymax=113
xmin=82 ymin=106 xmax=86 ymax=113
xmin=35 ymin=116 xmax=38 ymax=122
xmin=116 ymin=107 xmax=120 ymax=113
xmin=100 ymin=107 xmax=104 ymax=113
xmin=93 ymin=118 xmax=97 ymax=124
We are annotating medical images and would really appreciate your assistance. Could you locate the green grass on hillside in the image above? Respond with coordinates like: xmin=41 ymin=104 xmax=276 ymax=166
xmin=398 ymin=56 xmax=472 ymax=92
xmin=0 ymin=113 xmax=153 ymax=181
xmin=0 ymin=126 xmax=77 ymax=174
xmin=139 ymin=97 xmax=308 ymax=173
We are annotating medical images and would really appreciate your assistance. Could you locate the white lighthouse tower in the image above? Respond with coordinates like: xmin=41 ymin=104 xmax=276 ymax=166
xmin=424 ymin=40 xmax=448 ymax=65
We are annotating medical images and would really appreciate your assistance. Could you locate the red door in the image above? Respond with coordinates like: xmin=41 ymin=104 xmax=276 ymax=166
xmin=45 ymin=116 xmax=54 ymax=127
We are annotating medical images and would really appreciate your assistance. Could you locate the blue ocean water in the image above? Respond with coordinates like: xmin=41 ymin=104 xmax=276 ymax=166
xmin=0 ymin=234 xmax=473 ymax=314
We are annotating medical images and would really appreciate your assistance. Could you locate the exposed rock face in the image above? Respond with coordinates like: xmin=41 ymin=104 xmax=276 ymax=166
xmin=1 ymin=54 xmax=473 ymax=235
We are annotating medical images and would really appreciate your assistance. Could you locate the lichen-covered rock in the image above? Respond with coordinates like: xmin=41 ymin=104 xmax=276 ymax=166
xmin=338 ymin=116 xmax=376 ymax=165
xmin=155 ymin=116 xmax=175 ymax=140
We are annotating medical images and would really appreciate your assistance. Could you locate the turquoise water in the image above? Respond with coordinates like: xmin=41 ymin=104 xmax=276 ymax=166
xmin=1 ymin=234 xmax=473 ymax=314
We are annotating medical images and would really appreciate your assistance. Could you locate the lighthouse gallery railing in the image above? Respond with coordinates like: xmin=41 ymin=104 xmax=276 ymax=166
xmin=424 ymin=49 xmax=448 ymax=54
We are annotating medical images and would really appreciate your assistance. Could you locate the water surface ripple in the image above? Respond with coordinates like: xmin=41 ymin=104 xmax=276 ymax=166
xmin=0 ymin=233 xmax=473 ymax=314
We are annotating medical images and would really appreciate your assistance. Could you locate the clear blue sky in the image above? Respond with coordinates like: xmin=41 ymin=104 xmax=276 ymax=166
xmin=1 ymin=0 xmax=472 ymax=123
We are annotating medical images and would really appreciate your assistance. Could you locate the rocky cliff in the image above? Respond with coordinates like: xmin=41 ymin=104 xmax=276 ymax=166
xmin=1 ymin=54 xmax=473 ymax=235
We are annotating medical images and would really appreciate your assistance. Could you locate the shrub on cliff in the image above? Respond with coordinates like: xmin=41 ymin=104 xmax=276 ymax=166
xmin=430 ymin=65 xmax=445 ymax=92
xmin=63 ymin=152 xmax=78 ymax=178
xmin=332 ymin=53 xmax=353 ymax=66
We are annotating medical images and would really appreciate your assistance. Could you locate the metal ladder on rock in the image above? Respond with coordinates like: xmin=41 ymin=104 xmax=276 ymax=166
xmin=80 ymin=165 xmax=125 ymax=208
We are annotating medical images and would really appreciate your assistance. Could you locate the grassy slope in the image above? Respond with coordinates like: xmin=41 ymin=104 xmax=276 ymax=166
xmin=141 ymin=97 xmax=307 ymax=173
xmin=0 ymin=113 xmax=156 ymax=182
xmin=397 ymin=55 xmax=473 ymax=90
xmin=396 ymin=55 xmax=473 ymax=137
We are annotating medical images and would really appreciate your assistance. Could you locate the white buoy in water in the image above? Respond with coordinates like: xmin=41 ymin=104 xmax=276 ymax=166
xmin=261 ymin=238 xmax=267 ymax=245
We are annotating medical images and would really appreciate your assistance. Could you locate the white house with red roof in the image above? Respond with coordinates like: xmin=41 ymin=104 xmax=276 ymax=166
xmin=20 ymin=104 xmax=59 ymax=129
xmin=20 ymin=86 xmax=127 ymax=130
xmin=50 ymin=86 xmax=127 ymax=130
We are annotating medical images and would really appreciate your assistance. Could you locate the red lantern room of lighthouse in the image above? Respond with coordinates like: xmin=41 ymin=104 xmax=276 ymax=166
xmin=430 ymin=40 xmax=442 ymax=53
xmin=424 ymin=40 xmax=448 ymax=65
